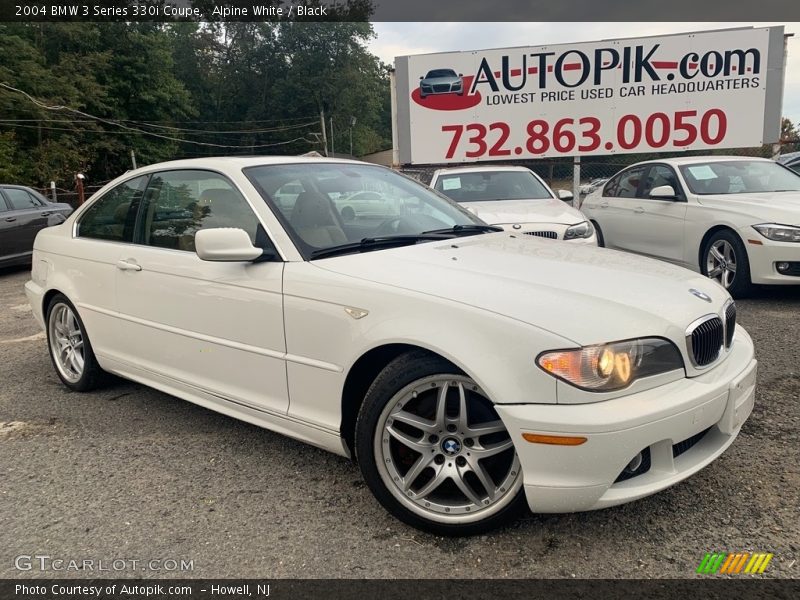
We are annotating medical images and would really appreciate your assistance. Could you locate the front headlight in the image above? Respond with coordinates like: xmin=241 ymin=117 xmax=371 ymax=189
xmin=564 ymin=220 xmax=593 ymax=240
xmin=537 ymin=337 xmax=684 ymax=392
xmin=752 ymin=223 xmax=800 ymax=243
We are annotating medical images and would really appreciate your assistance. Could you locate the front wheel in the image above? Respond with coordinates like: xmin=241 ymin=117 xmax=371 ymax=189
xmin=701 ymin=230 xmax=752 ymax=298
xmin=355 ymin=351 xmax=525 ymax=536
xmin=46 ymin=294 xmax=107 ymax=391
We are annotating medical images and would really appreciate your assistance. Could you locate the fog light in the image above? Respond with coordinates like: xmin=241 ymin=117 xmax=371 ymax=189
xmin=777 ymin=262 xmax=790 ymax=273
xmin=624 ymin=452 xmax=643 ymax=474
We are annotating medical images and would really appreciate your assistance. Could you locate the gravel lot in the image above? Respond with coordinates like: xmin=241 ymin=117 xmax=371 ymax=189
xmin=0 ymin=265 xmax=797 ymax=579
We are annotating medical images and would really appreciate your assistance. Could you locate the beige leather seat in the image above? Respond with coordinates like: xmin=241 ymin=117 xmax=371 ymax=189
xmin=290 ymin=191 xmax=348 ymax=247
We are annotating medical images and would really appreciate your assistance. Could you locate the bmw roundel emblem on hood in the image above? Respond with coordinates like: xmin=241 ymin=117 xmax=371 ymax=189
xmin=689 ymin=288 xmax=712 ymax=302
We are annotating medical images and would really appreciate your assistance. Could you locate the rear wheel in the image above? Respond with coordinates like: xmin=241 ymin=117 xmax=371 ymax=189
xmin=701 ymin=230 xmax=751 ymax=298
xmin=46 ymin=294 xmax=106 ymax=391
xmin=355 ymin=351 xmax=525 ymax=536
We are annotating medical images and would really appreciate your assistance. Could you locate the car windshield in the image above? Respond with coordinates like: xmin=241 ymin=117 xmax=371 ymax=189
xmin=433 ymin=171 xmax=553 ymax=202
xmin=678 ymin=160 xmax=800 ymax=195
xmin=426 ymin=69 xmax=457 ymax=78
xmin=244 ymin=163 xmax=484 ymax=258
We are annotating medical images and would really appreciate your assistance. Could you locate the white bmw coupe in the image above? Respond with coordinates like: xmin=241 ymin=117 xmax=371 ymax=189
xmin=582 ymin=156 xmax=800 ymax=297
xmin=429 ymin=166 xmax=597 ymax=245
xmin=26 ymin=157 xmax=756 ymax=535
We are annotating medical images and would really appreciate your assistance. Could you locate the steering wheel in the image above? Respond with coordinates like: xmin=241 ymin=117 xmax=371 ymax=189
xmin=373 ymin=217 xmax=406 ymax=236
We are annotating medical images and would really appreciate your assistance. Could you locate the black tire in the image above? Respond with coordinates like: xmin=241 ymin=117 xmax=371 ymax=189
xmin=45 ymin=293 xmax=107 ymax=392
xmin=701 ymin=229 xmax=752 ymax=298
xmin=355 ymin=350 xmax=526 ymax=536
xmin=591 ymin=220 xmax=605 ymax=247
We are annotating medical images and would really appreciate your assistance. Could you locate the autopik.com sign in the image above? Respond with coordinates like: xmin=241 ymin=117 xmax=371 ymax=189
xmin=393 ymin=27 xmax=786 ymax=165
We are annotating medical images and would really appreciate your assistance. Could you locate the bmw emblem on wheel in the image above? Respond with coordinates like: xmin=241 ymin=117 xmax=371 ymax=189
xmin=442 ymin=438 xmax=462 ymax=456
xmin=689 ymin=288 xmax=713 ymax=302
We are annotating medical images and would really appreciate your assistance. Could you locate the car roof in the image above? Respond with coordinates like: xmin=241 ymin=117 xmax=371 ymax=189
xmin=777 ymin=151 xmax=800 ymax=164
xmin=629 ymin=156 xmax=773 ymax=167
xmin=433 ymin=166 xmax=532 ymax=176
xmin=127 ymin=156 xmax=366 ymax=173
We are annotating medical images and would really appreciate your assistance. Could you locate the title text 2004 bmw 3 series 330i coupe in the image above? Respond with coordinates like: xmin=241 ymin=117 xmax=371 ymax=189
xmin=25 ymin=158 xmax=757 ymax=535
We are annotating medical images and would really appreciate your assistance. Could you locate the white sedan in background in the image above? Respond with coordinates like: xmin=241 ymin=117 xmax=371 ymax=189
xmin=430 ymin=166 xmax=597 ymax=244
xmin=582 ymin=157 xmax=800 ymax=297
xmin=27 ymin=157 xmax=754 ymax=535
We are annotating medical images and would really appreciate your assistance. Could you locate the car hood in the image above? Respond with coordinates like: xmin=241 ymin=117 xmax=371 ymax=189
xmin=460 ymin=198 xmax=584 ymax=225
xmin=696 ymin=192 xmax=800 ymax=225
xmin=315 ymin=233 xmax=729 ymax=347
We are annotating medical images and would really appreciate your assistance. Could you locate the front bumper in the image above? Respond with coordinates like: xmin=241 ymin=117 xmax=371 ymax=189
xmin=742 ymin=234 xmax=800 ymax=285
xmin=496 ymin=326 xmax=756 ymax=513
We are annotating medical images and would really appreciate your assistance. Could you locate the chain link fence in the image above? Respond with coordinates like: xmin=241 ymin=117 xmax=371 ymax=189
xmin=23 ymin=140 xmax=800 ymax=210
xmin=400 ymin=141 xmax=800 ymax=208
xmin=32 ymin=184 xmax=106 ymax=209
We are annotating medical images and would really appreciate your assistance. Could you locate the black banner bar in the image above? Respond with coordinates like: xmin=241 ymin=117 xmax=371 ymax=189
xmin=2 ymin=579 xmax=800 ymax=600
xmin=2 ymin=0 xmax=800 ymax=22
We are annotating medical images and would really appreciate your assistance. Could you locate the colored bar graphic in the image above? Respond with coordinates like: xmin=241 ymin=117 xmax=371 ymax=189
xmin=699 ymin=552 xmax=774 ymax=575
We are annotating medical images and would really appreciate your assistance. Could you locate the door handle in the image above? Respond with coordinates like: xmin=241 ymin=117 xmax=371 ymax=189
xmin=634 ymin=207 xmax=645 ymax=214
xmin=116 ymin=259 xmax=142 ymax=272
xmin=41 ymin=211 xmax=53 ymax=217
xmin=599 ymin=201 xmax=609 ymax=208
xmin=4 ymin=216 xmax=16 ymax=222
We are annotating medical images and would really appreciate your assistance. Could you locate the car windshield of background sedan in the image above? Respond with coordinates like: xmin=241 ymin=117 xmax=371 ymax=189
xmin=244 ymin=163 xmax=485 ymax=258
xmin=678 ymin=160 xmax=800 ymax=195
xmin=433 ymin=171 xmax=553 ymax=202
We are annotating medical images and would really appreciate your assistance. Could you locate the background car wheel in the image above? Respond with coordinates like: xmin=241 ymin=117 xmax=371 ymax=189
xmin=591 ymin=221 xmax=605 ymax=247
xmin=355 ymin=350 xmax=525 ymax=536
xmin=701 ymin=230 xmax=752 ymax=298
xmin=46 ymin=294 xmax=107 ymax=392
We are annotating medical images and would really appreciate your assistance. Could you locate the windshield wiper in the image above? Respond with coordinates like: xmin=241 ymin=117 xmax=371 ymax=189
xmin=421 ymin=224 xmax=504 ymax=236
xmin=309 ymin=234 xmax=450 ymax=259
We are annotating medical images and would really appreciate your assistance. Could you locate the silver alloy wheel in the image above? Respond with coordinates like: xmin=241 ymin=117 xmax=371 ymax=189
xmin=48 ymin=303 xmax=85 ymax=384
xmin=706 ymin=239 xmax=737 ymax=289
xmin=374 ymin=375 xmax=522 ymax=524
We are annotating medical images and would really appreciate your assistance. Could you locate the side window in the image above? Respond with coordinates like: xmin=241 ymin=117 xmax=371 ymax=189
xmin=602 ymin=174 xmax=621 ymax=197
xmin=0 ymin=193 xmax=8 ymax=212
xmin=640 ymin=165 xmax=682 ymax=199
xmin=604 ymin=167 xmax=645 ymax=198
xmin=77 ymin=176 xmax=148 ymax=242
xmin=139 ymin=170 xmax=268 ymax=253
xmin=4 ymin=188 xmax=42 ymax=210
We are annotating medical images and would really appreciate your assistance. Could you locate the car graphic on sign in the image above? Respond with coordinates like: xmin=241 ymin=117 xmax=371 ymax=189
xmin=419 ymin=68 xmax=464 ymax=98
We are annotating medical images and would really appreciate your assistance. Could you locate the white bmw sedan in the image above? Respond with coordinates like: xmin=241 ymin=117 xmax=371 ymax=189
xmin=26 ymin=157 xmax=756 ymax=535
xmin=429 ymin=166 xmax=597 ymax=244
xmin=582 ymin=157 xmax=800 ymax=297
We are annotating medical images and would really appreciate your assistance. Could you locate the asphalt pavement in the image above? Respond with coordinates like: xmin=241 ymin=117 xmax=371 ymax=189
xmin=0 ymin=265 xmax=797 ymax=579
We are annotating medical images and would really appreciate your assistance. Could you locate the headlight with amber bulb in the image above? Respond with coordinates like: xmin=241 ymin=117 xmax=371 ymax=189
xmin=537 ymin=337 xmax=684 ymax=392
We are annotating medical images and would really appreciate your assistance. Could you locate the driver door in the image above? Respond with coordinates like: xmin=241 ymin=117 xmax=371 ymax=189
xmin=114 ymin=169 xmax=289 ymax=414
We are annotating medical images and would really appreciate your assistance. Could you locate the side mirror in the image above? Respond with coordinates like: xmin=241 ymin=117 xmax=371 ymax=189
xmin=458 ymin=73 xmax=463 ymax=77
xmin=419 ymin=76 xmax=423 ymax=80
xmin=557 ymin=189 xmax=574 ymax=202
xmin=195 ymin=228 xmax=263 ymax=262
xmin=649 ymin=185 xmax=677 ymax=199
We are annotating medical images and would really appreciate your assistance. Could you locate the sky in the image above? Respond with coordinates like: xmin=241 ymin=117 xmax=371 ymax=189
xmin=368 ymin=22 xmax=800 ymax=128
